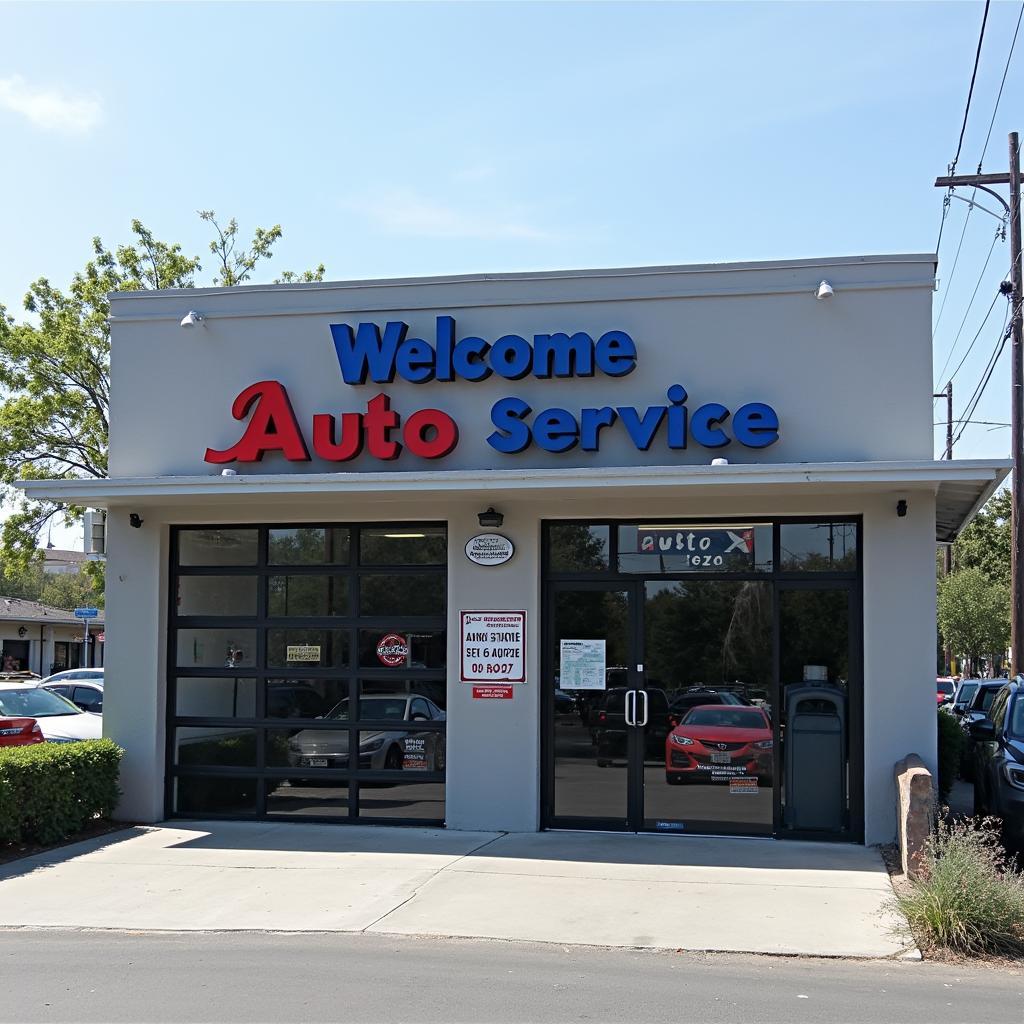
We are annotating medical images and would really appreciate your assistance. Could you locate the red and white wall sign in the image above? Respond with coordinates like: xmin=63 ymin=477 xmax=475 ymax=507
xmin=472 ymin=685 xmax=515 ymax=700
xmin=460 ymin=610 xmax=526 ymax=686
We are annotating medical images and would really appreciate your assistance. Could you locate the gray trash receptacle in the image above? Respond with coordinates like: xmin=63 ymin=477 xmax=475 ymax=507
xmin=784 ymin=685 xmax=846 ymax=831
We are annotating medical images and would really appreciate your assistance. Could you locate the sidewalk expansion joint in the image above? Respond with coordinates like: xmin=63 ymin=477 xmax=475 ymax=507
xmin=359 ymin=832 xmax=508 ymax=933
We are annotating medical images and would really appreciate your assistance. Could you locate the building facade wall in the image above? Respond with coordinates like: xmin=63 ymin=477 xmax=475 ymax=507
xmin=108 ymin=256 xmax=936 ymax=478
xmin=102 ymin=487 xmax=937 ymax=843
xmin=99 ymin=255 xmax=941 ymax=841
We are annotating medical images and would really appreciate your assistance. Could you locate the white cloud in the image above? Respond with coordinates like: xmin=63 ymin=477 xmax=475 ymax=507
xmin=349 ymin=187 xmax=553 ymax=242
xmin=451 ymin=161 xmax=498 ymax=185
xmin=0 ymin=74 xmax=102 ymax=134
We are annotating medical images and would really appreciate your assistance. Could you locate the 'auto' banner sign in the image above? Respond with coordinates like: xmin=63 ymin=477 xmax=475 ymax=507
xmin=636 ymin=527 xmax=756 ymax=570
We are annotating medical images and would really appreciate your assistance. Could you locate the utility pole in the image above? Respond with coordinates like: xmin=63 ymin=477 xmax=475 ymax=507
xmin=934 ymin=381 xmax=954 ymax=674
xmin=935 ymin=131 xmax=1023 ymax=673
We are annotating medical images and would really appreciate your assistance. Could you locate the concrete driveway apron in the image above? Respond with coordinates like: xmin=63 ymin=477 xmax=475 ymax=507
xmin=0 ymin=822 xmax=913 ymax=958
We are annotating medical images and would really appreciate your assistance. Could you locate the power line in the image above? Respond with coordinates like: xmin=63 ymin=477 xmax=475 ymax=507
xmin=938 ymin=288 xmax=1002 ymax=392
xmin=934 ymin=419 xmax=1010 ymax=427
xmin=978 ymin=2 xmax=1024 ymax=170
xmin=951 ymin=0 xmax=991 ymax=175
xmin=933 ymin=229 xmax=1002 ymax=389
xmin=952 ymin=302 xmax=1014 ymax=447
xmin=954 ymin=301 xmax=1014 ymax=444
xmin=933 ymin=1 xmax=993 ymax=329
xmin=933 ymin=202 xmax=976 ymax=332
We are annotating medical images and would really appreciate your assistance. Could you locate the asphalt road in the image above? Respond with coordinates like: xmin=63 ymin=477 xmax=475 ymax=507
xmin=2 ymin=930 xmax=1021 ymax=1023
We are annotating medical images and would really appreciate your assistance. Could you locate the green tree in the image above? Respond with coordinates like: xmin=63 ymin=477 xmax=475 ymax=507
xmin=0 ymin=559 xmax=101 ymax=610
xmin=951 ymin=488 xmax=1011 ymax=587
xmin=0 ymin=213 xmax=324 ymax=570
xmin=937 ymin=566 xmax=1010 ymax=676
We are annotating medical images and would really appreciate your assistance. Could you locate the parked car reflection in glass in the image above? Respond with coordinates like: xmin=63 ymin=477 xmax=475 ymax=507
xmin=287 ymin=693 xmax=446 ymax=775
xmin=665 ymin=705 xmax=773 ymax=785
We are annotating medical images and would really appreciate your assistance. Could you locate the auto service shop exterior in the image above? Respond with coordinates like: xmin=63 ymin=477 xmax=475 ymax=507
xmin=20 ymin=254 xmax=1009 ymax=845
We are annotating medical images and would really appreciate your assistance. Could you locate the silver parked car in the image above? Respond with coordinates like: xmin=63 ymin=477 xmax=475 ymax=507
xmin=287 ymin=693 xmax=446 ymax=776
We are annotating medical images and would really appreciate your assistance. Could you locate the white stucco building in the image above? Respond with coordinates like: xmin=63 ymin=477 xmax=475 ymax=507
xmin=20 ymin=254 xmax=1008 ymax=845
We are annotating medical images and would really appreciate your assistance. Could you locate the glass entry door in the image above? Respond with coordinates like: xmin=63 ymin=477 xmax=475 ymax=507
xmin=548 ymin=584 xmax=637 ymax=826
xmin=641 ymin=580 xmax=774 ymax=835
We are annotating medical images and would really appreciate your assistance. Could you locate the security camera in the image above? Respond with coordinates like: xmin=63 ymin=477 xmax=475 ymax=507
xmin=180 ymin=311 xmax=203 ymax=328
xmin=815 ymin=280 xmax=834 ymax=300
xmin=129 ymin=513 xmax=144 ymax=529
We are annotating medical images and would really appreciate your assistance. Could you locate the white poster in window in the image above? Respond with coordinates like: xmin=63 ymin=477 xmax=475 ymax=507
xmin=560 ymin=639 xmax=606 ymax=690
xmin=460 ymin=611 xmax=526 ymax=683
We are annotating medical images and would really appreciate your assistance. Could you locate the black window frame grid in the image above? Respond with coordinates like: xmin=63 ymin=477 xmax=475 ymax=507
xmin=167 ymin=522 xmax=447 ymax=826
xmin=541 ymin=515 xmax=864 ymax=843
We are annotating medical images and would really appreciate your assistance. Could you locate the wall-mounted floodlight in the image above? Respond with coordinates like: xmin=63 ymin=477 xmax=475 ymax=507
xmin=180 ymin=311 xmax=204 ymax=328
xmin=815 ymin=280 xmax=835 ymax=300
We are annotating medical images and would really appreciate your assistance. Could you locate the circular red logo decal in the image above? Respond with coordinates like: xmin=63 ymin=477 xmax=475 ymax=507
xmin=376 ymin=633 xmax=409 ymax=667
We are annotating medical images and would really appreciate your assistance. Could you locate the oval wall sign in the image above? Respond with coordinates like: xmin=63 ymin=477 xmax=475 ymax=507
xmin=465 ymin=533 xmax=515 ymax=566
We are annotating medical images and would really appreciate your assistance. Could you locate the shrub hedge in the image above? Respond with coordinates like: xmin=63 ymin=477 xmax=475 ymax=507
xmin=936 ymin=709 xmax=964 ymax=802
xmin=0 ymin=739 xmax=123 ymax=846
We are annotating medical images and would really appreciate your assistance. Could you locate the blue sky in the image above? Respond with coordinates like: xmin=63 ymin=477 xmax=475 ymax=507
xmin=0 ymin=0 xmax=1021 ymax=524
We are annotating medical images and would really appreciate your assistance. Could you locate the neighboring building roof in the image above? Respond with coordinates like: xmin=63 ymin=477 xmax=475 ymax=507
xmin=44 ymin=548 xmax=87 ymax=565
xmin=0 ymin=597 xmax=103 ymax=627
xmin=43 ymin=548 xmax=88 ymax=575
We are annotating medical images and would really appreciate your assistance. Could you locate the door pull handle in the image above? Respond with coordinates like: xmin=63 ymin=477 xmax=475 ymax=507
xmin=637 ymin=689 xmax=649 ymax=727
xmin=624 ymin=689 xmax=636 ymax=727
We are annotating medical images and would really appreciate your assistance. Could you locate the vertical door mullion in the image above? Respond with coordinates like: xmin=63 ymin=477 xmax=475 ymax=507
xmin=622 ymin=581 xmax=638 ymax=827
xmin=540 ymin=579 xmax=554 ymax=827
xmin=771 ymin=581 xmax=782 ymax=835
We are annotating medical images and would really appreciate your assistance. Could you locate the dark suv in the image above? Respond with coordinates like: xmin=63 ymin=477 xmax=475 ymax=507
xmin=590 ymin=687 xmax=670 ymax=764
xmin=959 ymin=680 xmax=1008 ymax=780
xmin=970 ymin=677 xmax=1024 ymax=849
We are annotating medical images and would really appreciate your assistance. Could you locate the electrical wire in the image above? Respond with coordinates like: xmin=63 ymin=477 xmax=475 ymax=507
xmin=951 ymin=0 xmax=991 ymax=175
xmin=953 ymin=301 xmax=1014 ymax=444
xmin=933 ymin=229 xmax=1002 ymax=390
xmin=978 ymin=1 xmax=1024 ymax=170
xmin=934 ymin=420 xmax=1010 ymax=427
xmin=933 ymin=202 xmax=977 ymax=333
xmin=939 ymin=289 xmax=1002 ymax=391
xmin=951 ymin=303 xmax=1014 ymax=448
xmin=937 ymin=232 xmax=999 ymax=391
xmin=932 ymin=1 xmax=993 ymax=332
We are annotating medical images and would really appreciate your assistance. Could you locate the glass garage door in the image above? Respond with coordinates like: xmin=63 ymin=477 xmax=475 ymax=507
xmin=168 ymin=523 xmax=447 ymax=824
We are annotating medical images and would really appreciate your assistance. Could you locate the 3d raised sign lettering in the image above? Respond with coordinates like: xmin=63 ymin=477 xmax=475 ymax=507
xmin=329 ymin=317 xmax=638 ymax=384
xmin=205 ymin=317 xmax=780 ymax=465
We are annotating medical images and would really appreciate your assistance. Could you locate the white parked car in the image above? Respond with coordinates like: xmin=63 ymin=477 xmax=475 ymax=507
xmin=43 ymin=679 xmax=103 ymax=713
xmin=41 ymin=668 xmax=104 ymax=685
xmin=0 ymin=683 xmax=102 ymax=742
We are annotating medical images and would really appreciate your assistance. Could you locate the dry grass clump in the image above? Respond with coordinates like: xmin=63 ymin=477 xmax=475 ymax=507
xmin=895 ymin=816 xmax=1024 ymax=958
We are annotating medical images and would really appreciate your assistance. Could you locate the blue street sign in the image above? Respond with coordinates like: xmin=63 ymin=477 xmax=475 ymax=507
xmin=74 ymin=608 xmax=99 ymax=619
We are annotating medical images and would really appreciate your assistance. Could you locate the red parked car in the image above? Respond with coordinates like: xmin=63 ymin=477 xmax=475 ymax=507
xmin=0 ymin=716 xmax=44 ymax=747
xmin=665 ymin=704 xmax=773 ymax=785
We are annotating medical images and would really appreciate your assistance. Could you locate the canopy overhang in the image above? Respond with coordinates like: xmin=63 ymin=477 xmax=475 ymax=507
xmin=16 ymin=459 xmax=1010 ymax=544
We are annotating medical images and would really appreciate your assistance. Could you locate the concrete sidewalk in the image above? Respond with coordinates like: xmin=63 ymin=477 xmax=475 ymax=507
xmin=0 ymin=822 xmax=914 ymax=958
